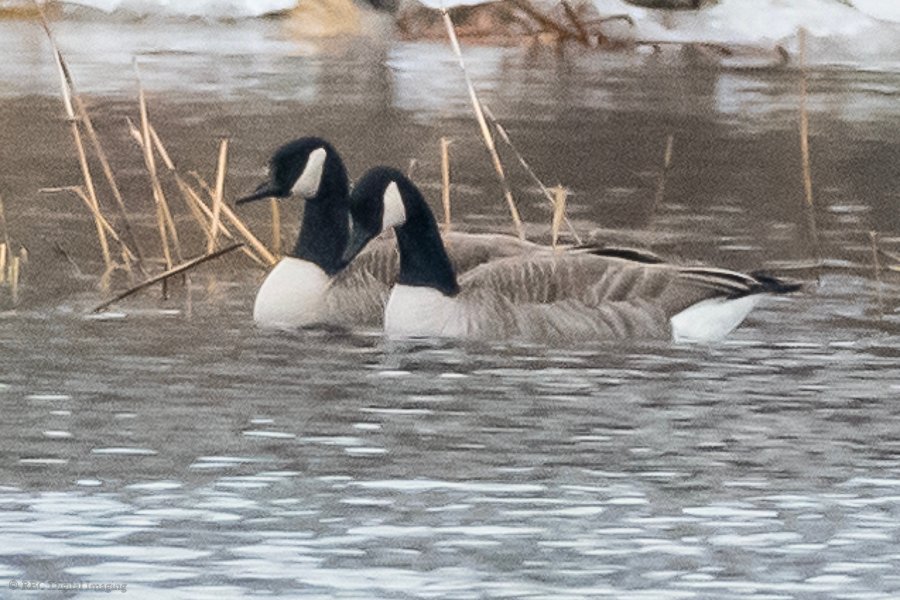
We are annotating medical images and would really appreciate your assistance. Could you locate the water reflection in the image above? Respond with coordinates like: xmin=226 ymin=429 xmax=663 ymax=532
xmin=1 ymin=15 xmax=899 ymax=600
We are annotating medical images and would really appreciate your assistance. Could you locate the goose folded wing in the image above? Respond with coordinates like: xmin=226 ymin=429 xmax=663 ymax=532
xmin=454 ymin=253 xmax=768 ymax=340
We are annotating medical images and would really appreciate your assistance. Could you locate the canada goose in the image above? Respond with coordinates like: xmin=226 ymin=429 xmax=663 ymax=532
xmin=236 ymin=138 xmax=546 ymax=328
xmin=343 ymin=167 xmax=802 ymax=343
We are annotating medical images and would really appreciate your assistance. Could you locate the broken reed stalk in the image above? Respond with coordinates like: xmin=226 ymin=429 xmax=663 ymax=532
xmin=36 ymin=4 xmax=146 ymax=269
xmin=482 ymin=104 xmax=581 ymax=243
xmin=68 ymin=187 xmax=136 ymax=260
xmin=440 ymin=137 xmax=452 ymax=230
xmin=0 ymin=195 xmax=11 ymax=288
xmin=407 ymin=158 xmax=418 ymax=178
xmin=0 ymin=194 xmax=10 ymax=251
xmin=560 ymin=0 xmax=592 ymax=47
xmin=797 ymin=28 xmax=821 ymax=275
xmin=878 ymin=246 xmax=900 ymax=265
xmin=550 ymin=185 xmax=568 ymax=250
xmin=441 ymin=9 xmax=526 ymax=240
xmin=188 ymin=172 xmax=277 ymax=267
xmin=270 ymin=199 xmax=282 ymax=256
xmin=507 ymin=0 xmax=577 ymax=44
xmin=47 ymin=40 xmax=113 ymax=272
xmin=653 ymin=134 xmax=675 ymax=209
xmin=92 ymin=242 xmax=244 ymax=313
xmin=141 ymin=121 xmax=215 ymax=247
xmin=650 ymin=133 xmax=675 ymax=231
xmin=135 ymin=61 xmax=180 ymax=272
xmin=869 ymin=231 xmax=883 ymax=316
xmin=39 ymin=187 xmax=137 ymax=264
xmin=10 ymin=254 xmax=20 ymax=304
xmin=33 ymin=3 xmax=130 ymax=277
xmin=208 ymin=139 xmax=229 ymax=253
xmin=72 ymin=94 xmax=147 ymax=272
xmin=136 ymin=121 xmax=266 ymax=266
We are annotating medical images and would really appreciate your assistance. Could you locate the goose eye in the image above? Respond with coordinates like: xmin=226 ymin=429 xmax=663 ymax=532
xmin=381 ymin=181 xmax=406 ymax=230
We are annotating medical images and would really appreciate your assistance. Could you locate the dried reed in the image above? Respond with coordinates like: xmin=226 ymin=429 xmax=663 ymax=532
xmin=208 ymin=139 xmax=229 ymax=253
xmin=878 ymin=247 xmax=900 ymax=266
xmin=93 ymin=242 xmax=243 ymax=313
xmin=47 ymin=37 xmax=113 ymax=272
xmin=560 ymin=0 xmax=591 ymax=47
xmin=133 ymin=120 xmax=267 ymax=266
xmin=40 ymin=187 xmax=137 ymax=264
xmin=135 ymin=61 xmax=180 ymax=271
xmin=653 ymin=134 xmax=674 ymax=209
xmin=441 ymin=9 xmax=525 ymax=240
xmin=440 ymin=137 xmax=452 ymax=230
xmin=507 ymin=0 xmax=576 ymax=44
xmin=34 ymin=4 xmax=151 ymax=280
xmin=189 ymin=172 xmax=277 ymax=266
xmin=482 ymin=104 xmax=581 ymax=243
xmin=142 ymin=121 xmax=214 ymax=243
xmin=74 ymin=93 xmax=147 ymax=272
xmin=797 ymin=29 xmax=821 ymax=274
xmin=550 ymin=185 xmax=568 ymax=250
xmin=270 ymin=199 xmax=282 ymax=256
xmin=0 ymin=194 xmax=10 ymax=252
xmin=10 ymin=255 xmax=19 ymax=304
xmin=0 ymin=243 xmax=6 ymax=285
xmin=869 ymin=231 xmax=883 ymax=315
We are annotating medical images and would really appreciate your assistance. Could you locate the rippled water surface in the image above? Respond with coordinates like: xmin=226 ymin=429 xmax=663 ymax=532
xmin=1 ymin=16 xmax=899 ymax=600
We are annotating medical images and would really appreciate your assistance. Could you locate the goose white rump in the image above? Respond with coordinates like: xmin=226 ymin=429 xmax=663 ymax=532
xmin=345 ymin=167 xmax=801 ymax=344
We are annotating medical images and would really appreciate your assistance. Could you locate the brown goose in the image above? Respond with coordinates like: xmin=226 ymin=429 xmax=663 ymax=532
xmin=342 ymin=167 xmax=801 ymax=343
xmin=235 ymin=137 xmax=548 ymax=329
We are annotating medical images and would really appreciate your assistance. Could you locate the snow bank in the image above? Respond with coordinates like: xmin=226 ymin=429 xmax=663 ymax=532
xmin=50 ymin=0 xmax=296 ymax=18
xmin=15 ymin=0 xmax=900 ymax=67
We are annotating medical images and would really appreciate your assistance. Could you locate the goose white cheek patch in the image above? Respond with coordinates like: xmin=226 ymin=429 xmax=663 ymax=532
xmin=382 ymin=181 xmax=406 ymax=231
xmin=292 ymin=147 xmax=327 ymax=198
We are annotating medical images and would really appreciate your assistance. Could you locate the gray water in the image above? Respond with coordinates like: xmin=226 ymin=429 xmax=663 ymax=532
xmin=1 ymin=16 xmax=900 ymax=600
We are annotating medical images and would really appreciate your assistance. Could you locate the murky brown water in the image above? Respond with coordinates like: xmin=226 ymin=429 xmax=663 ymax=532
xmin=1 ymin=16 xmax=899 ymax=599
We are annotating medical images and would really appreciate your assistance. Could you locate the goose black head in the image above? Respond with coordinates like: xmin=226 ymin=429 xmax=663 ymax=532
xmin=343 ymin=167 xmax=459 ymax=296
xmin=236 ymin=137 xmax=347 ymax=205
xmin=342 ymin=166 xmax=411 ymax=263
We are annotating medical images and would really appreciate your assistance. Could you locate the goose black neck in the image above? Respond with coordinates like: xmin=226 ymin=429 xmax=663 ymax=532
xmin=291 ymin=164 xmax=350 ymax=276
xmin=394 ymin=184 xmax=459 ymax=296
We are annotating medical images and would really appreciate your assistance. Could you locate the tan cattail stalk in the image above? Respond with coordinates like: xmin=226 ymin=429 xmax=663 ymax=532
xmin=208 ymin=139 xmax=229 ymax=253
xmin=10 ymin=255 xmax=20 ymax=304
xmin=0 ymin=243 xmax=6 ymax=285
xmin=654 ymin=134 xmax=675 ymax=209
xmin=440 ymin=137 xmax=452 ymax=231
xmin=442 ymin=9 xmax=525 ymax=240
xmin=797 ymin=28 xmax=821 ymax=275
xmin=93 ymin=242 xmax=243 ymax=313
xmin=190 ymin=172 xmax=276 ymax=266
xmin=72 ymin=94 xmax=146 ymax=270
xmin=551 ymin=185 xmax=568 ymax=250
xmin=135 ymin=61 xmax=179 ymax=270
xmin=270 ymin=198 xmax=282 ymax=256
xmin=870 ymin=231 xmax=883 ymax=316
xmin=482 ymin=104 xmax=581 ymax=244
xmin=145 ymin=122 xmax=212 ymax=239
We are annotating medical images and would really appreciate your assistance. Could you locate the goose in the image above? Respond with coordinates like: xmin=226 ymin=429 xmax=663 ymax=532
xmin=236 ymin=137 xmax=548 ymax=329
xmin=342 ymin=167 xmax=802 ymax=343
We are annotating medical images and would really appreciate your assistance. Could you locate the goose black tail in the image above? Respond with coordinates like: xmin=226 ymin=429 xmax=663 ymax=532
xmin=747 ymin=271 xmax=804 ymax=296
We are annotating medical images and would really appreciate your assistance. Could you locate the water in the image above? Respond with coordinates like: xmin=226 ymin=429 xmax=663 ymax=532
xmin=2 ymin=15 xmax=900 ymax=599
